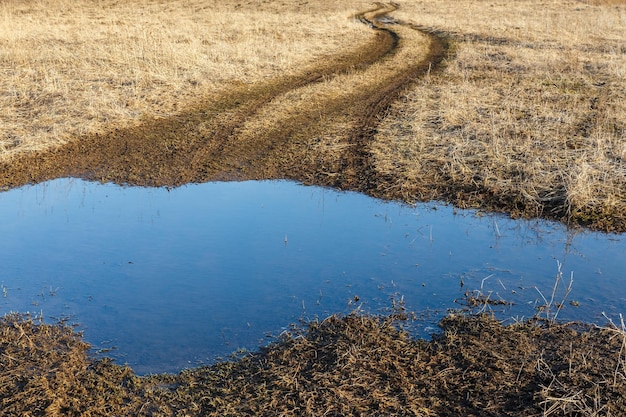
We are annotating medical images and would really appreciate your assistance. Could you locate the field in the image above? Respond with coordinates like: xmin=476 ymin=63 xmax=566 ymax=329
xmin=0 ymin=0 xmax=373 ymax=156
xmin=1 ymin=0 xmax=626 ymax=415
xmin=1 ymin=0 xmax=624 ymax=230
xmin=373 ymin=0 xmax=626 ymax=231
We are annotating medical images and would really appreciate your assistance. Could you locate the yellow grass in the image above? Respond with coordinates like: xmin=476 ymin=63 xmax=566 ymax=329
xmin=0 ymin=0 xmax=372 ymax=159
xmin=373 ymin=0 xmax=626 ymax=227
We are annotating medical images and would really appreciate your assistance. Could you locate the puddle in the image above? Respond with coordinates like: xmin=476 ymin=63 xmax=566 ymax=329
xmin=1 ymin=178 xmax=625 ymax=374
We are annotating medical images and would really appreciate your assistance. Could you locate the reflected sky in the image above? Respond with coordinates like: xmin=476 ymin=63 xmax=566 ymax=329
xmin=1 ymin=178 xmax=625 ymax=374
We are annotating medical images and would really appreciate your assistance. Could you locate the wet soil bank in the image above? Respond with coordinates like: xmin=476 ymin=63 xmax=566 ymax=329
xmin=2 ymin=311 xmax=625 ymax=416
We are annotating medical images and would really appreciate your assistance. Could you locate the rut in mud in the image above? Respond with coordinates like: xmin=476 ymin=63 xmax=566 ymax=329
xmin=0 ymin=3 xmax=447 ymax=198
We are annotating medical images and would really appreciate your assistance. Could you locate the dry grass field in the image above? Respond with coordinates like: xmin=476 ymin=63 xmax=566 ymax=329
xmin=1 ymin=0 xmax=625 ymax=231
xmin=373 ymin=0 xmax=626 ymax=230
xmin=0 ymin=0 xmax=373 ymax=158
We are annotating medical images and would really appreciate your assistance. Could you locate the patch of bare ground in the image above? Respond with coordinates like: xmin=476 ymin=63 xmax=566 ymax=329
xmin=2 ymin=311 xmax=626 ymax=416
xmin=373 ymin=0 xmax=626 ymax=232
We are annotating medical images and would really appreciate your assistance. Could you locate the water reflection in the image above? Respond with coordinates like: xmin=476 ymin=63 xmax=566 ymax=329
xmin=1 ymin=179 xmax=624 ymax=374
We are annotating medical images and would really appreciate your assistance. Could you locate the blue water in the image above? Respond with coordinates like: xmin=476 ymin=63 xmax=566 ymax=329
xmin=1 ymin=178 xmax=625 ymax=374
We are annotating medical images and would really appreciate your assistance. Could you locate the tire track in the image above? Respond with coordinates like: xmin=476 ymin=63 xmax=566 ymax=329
xmin=215 ymin=3 xmax=450 ymax=194
xmin=0 ymin=3 xmax=449 ymax=194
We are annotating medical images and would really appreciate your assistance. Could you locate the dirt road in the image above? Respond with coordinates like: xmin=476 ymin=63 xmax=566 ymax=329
xmin=0 ymin=3 xmax=446 ymax=196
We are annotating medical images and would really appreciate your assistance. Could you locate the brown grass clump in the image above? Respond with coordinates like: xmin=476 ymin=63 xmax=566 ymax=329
xmin=0 ymin=314 xmax=148 ymax=415
xmin=373 ymin=0 xmax=626 ymax=231
xmin=3 ymin=311 xmax=625 ymax=416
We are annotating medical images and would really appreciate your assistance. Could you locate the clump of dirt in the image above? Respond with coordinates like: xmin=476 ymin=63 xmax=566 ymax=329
xmin=2 ymin=311 xmax=625 ymax=416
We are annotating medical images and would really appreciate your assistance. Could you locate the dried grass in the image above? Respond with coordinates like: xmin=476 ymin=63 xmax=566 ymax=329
xmin=0 ymin=0 xmax=372 ymax=159
xmin=373 ymin=0 xmax=626 ymax=230
xmin=3 ymin=0 xmax=624 ymax=229
xmin=537 ymin=314 xmax=626 ymax=417
xmin=0 ymin=313 xmax=144 ymax=415
xmin=3 ymin=311 xmax=625 ymax=416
